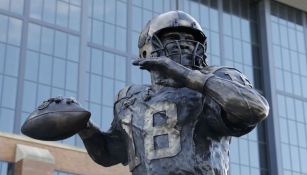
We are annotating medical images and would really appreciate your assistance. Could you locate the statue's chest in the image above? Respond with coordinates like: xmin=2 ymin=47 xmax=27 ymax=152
xmin=117 ymin=87 xmax=203 ymax=170
xmin=118 ymin=87 xmax=203 ymax=131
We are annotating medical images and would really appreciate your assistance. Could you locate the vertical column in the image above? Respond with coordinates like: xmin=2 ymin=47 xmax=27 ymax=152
xmin=257 ymin=0 xmax=282 ymax=175
xmin=14 ymin=144 xmax=55 ymax=175
xmin=14 ymin=0 xmax=30 ymax=134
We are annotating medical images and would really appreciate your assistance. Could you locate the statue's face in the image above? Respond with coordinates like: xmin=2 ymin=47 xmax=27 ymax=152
xmin=159 ymin=31 xmax=205 ymax=69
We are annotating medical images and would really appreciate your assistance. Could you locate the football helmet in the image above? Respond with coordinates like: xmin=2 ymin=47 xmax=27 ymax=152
xmin=138 ymin=10 xmax=207 ymax=68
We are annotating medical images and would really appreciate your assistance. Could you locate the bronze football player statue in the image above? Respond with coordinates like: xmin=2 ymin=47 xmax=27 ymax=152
xmin=22 ymin=11 xmax=269 ymax=175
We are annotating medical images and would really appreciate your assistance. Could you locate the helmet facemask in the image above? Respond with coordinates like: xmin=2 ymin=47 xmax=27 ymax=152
xmin=150 ymin=29 xmax=208 ymax=69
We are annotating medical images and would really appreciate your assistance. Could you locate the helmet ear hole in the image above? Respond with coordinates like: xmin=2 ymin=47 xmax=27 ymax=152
xmin=142 ymin=51 xmax=147 ymax=58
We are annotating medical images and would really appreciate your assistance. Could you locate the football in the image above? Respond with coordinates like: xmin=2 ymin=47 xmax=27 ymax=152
xmin=21 ymin=97 xmax=91 ymax=141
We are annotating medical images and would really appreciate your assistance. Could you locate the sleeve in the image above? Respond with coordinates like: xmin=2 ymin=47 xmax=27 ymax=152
xmin=202 ymin=66 xmax=269 ymax=137
xmin=78 ymin=86 xmax=133 ymax=167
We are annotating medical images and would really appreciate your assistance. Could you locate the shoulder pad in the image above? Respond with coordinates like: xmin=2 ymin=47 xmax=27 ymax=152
xmin=115 ymin=84 xmax=149 ymax=101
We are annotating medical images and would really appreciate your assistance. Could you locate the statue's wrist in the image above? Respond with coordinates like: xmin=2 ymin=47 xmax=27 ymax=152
xmin=78 ymin=121 xmax=96 ymax=139
xmin=186 ymin=70 xmax=214 ymax=92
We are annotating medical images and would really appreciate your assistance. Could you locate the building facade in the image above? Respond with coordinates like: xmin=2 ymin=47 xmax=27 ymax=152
xmin=0 ymin=0 xmax=306 ymax=174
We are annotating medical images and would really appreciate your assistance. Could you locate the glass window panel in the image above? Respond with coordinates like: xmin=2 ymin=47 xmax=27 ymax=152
xmin=0 ymin=15 xmax=8 ymax=42
xmin=8 ymin=18 xmax=22 ymax=46
xmin=241 ymin=19 xmax=251 ymax=42
xmin=273 ymin=45 xmax=282 ymax=68
xmin=288 ymin=29 xmax=297 ymax=51
xmin=280 ymin=25 xmax=288 ymax=48
xmin=143 ymin=10 xmax=152 ymax=28
xmin=290 ymin=51 xmax=299 ymax=74
xmin=279 ymin=118 xmax=289 ymax=143
xmin=296 ymin=31 xmax=305 ymax=53
xmin=54 ymin=31 xmax=67 ymax=58
xmin=25 ymin=51 xmax=39 ymax=81
xmin=277 ymin=94 xmax=286 ymax=117
xmin=105 ymin=0 xmax=115 ymax=24
xmin=283 ymin=71 xmax=292 ymax=93
xmin=22 ymin=81 xmax=37 ymax=112
xmin=281 ymin=143 xmax=291 ymax=170
xmin=27 ymin=24 xmax=41 ymax=51
xmin=52 ymin=87 xmax=64 ymax=96
xmin=0 ymin=44 xmax=4 ymax=72
xmin=209 ymin=8 xmax=219 ymax=32
xmin=234 ymin=39 xmax=242 ymax=63
xmin=210 ymin=32 xmax=220 ymax=56
xmin=5 ymin=46 xmax=19 ymax=77
xmin=93 ymin=0 xmax=104 ymax=20
xmin=132 ymin=31 xmax=139 ymax=55
xmin=43 ymin=0 xmax=56 ymax=24
xmin=292 ymin=74 xmax=301 ymax=96
xmin=288 ymin=120 xmax=298 ymax=145
xmin=282 ymin=49 xmax=290 ymax=71
xmin=115 ymin=56 xmax=126 ymax=81
xmin=153 ymin=0 xmax=163 ymax=13
xmin=132 ymin=6 xmax=142 ymax=31
xmin=300 ymin=148 xmax=307 ymax=173
xmin=297 ymin=123 xmax=307 ymax=148
xmin=92 ymin=20 xmax=103 ymax=45
xmin=91 ymin=49 xmax=103 ymax=75
xmin=67 ymin=35 xmax=79 ymax=62
xmin=66 ymin=62 xmax=78 ymax=91
xmin=102 ymin=78 xmax=114 ymax=106
xmin=104 ymin=23 xmax=115 ymax=48
xmin=290 ymin=146 xmax=300 ymax=171
xmin=275 ymin=69 xmax=284 ymax=91
xmin=223 ymin=13 xmax=231 ymax=36
xmin=89 ymin=103 xmax=101 ymax=126
xmin=190 ymin=1 xmax=200 ymax=22
xmin=143 ymin=0 xmax=152 ymax=10
xmin=232 ymin=16 xmax=241 ymax=39
xmin=52 ymin=58 xmax=65 ymax=88
xmin=90 ymin=75 xmax=102 ymax=103
xmin=30 ymin=0 xmax=43 ymax=19
xmin=302 ymin=77 xmax=307 ymax=98
xmin=69 ymin=5 xmax=81 ymax=31
xmin=116 ymin=1 xmax=127 ymax=27
xmin=56 ymin=1 xmax=69 ymax=27
xmin=230 ymin=163 xmax=240 ymax=175
xmin=0 ymin=108 xmax=14 ymax=132
xmin=103 ymin=52 xmax=114 ymax=78
xmin=11 ymin=0 xmax=24 ymax=14
xmin=299 ymin=54 xmax=307 ymax=76
xmin=37 ymin=84 xmax=51 ymax=104
xmin=242 ymin=42 xmax=252 ymax=65
xmin=294 ymin=100 xmax=304 ymax=122
xmin=41 ymin=27 xmax=54 ymax=54
xmin=2 ymin=76 xmax=17 ymax=108
xmin=116 ymin=27 xmax=126 ymax=51
xmin=39 ymin=54 xmax=52 ymax=84
xmin=223 ymin=36 xmax=233 ymax=60
xmin=230 ymin=138 xmax=239 ymax=163
xmin=239 ymin=139 xmax=249 ymax=165
xmin=286 ymin=97 xmax=295 ymax=119
xmin=0 ymin=0 xmax=9 ymax=10
xmin=271 ymin=22 xmax=280 ymax=44
xmin=200 ymin=4 xmax=209 ymax=30
xmin=102 ymin=106 xmax=113 ymax=131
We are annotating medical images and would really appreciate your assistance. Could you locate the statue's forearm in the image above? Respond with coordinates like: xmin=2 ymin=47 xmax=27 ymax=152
xmin=78 ymin=121 xmax=127 ymax=167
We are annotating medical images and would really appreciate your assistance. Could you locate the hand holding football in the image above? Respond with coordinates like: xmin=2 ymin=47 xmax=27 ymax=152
xmin=21 ymin=97 xmax=91 ymax=141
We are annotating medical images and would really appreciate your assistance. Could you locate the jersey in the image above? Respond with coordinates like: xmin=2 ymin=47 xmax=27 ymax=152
xmin=109 ymin=66 xmax=259 ymax=175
